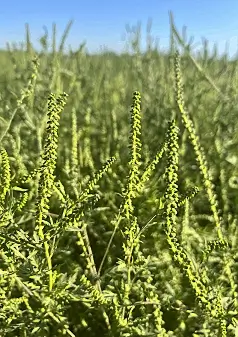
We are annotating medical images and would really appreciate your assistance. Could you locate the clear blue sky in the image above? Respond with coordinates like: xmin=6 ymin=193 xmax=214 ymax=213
xmin=0 ymin=0 xmax=238 ymax=58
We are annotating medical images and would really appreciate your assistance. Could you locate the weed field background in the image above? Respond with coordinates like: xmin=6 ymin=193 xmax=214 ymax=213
xmin=0 ymin=14 xmax=238 ymax=337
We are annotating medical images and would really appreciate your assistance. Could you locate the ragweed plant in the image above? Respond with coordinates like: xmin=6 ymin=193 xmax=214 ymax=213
xmin=163 ymin=120 xmax=227 ymax=336
xmin=1 ymin=18 xmax=238 ymax=337
xmin=0 ymin=56 xmax=39 ymax=143
xmin=0 ymin=148 xmax=11 ymax=225
xmin=174 ymin=50 xmax=228 ymax=247
xmin=34 ymin=92 xmax=68 ymax=292
xmin=172 ymin=50 xmax=238 ymax=336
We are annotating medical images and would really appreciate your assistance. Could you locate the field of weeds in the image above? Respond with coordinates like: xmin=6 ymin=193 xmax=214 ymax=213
xmin=0 ymin=14 xmax=238 ymax=337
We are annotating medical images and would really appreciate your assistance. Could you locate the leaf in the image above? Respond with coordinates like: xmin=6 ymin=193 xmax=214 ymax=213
xmin=12 ymin=186 xmax=29 ymax=192
xmin=226 ymin=155 xmax=238 ymax=166
xmin=67 ymin=268 xmax=80 ymax=288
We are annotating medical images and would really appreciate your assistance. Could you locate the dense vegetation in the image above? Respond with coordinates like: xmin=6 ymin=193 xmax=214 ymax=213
xmin=0 ymin=14 xmax=238 ymax=337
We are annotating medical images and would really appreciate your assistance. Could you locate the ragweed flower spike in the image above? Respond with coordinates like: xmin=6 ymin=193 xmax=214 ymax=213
xmin=34 ymin=92 xmax=68 ymax=292
xmin=174 ymin=50 xmax=227 ymax=247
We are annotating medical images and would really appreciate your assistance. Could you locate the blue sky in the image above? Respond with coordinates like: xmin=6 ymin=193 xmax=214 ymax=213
xmin=0 ymin=0 xmax=238 ymax=58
